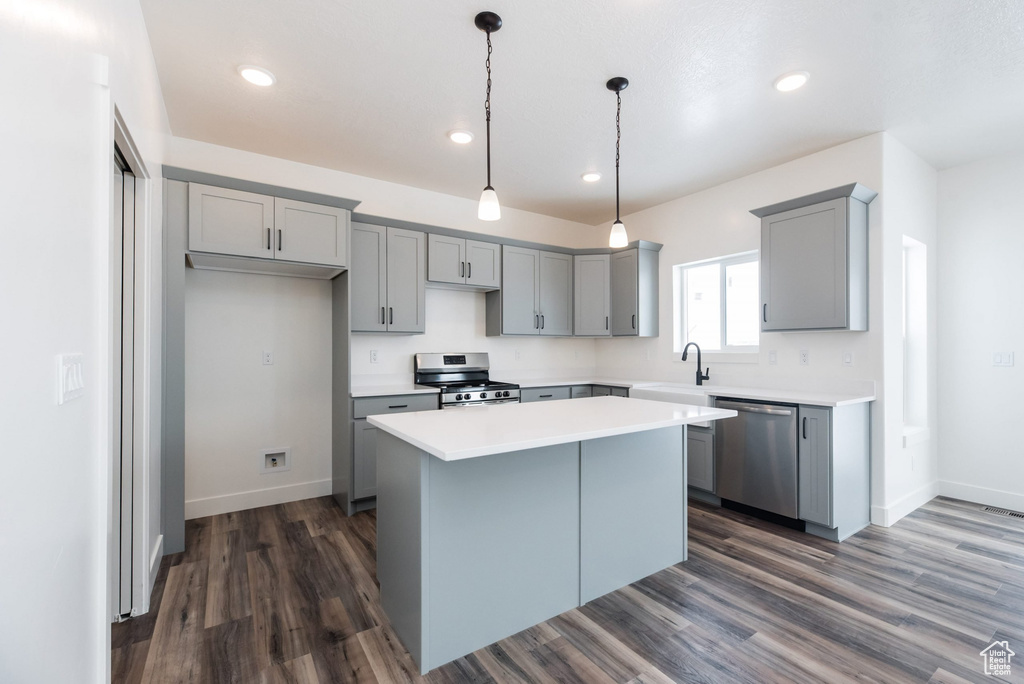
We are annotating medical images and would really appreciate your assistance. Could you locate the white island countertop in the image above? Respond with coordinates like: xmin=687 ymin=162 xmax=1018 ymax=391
xmin=367 ymin=395 xmax=736 ymax=461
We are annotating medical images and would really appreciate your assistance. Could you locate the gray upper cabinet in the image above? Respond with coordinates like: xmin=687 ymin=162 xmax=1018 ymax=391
xmin=274 ymin=197 xmax=348 ymax=267
xmin=574 ymin=254 xmax=611 ymax=336
xmin=539 ymin=251 xmax=573 ymax=336
xmin=427 ymin=235 xmax=501 ymax=289
xmin=753 ymin=183 xmax=876 ymax=332
xmin=351 ymin=222 xmax=426 ymax=333
xmin=491 ymin=246 xmax=573 ymax=336
xmin=466 ymin=240 xmax=501 ymax=288
xmin=610 ymin=246 xmax=659 ymax=337
xmin=189 ymin=183 xmax=349 ymax=269
xmin=189 ymin=183 xmax=275 ymax=259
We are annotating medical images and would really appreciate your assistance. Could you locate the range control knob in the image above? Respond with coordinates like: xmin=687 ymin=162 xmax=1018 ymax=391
xmin=455 ymin=394 xmax=463 ymax=401
xmin=480 ymin=392 xmax=488 ymax=399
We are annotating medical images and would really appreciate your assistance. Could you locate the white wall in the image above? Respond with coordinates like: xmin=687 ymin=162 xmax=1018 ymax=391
xmin=169 ymin=138 xmax=599 ymax=515
xmin=0 ymin=1 xmax=169 ymax=682
xmin=937 ymin=152 xmax=1024 ymax=511
xmin=877 ymin=136 xmax=940 ymax=524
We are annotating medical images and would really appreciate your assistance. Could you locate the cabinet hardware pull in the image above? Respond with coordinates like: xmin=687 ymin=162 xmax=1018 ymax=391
xmin=389 ymin=307 xmax=394 ymax=325
xmin=632 ymin=314 xmax=636 ymax=329
xmin=380 ymin=307 xmax=385 ymax=325
xmin=461 ymin=261 xmax=465 ymax=278
xmin=535 ymin=314 xmax=539 ymax=329
xmin=388 ymin=404 xmax=408 ymax=409
xmin=803 ymin=417 xmax=808 ymax=439
xmin=539 ymin=394 xmax=553 ymax=398
xmin=277 ymin=229 xmax=282 ymax=251
xmin=763 ymin=303 xmax=767 ymax=322
xmin=468 ymin=262 xmax=472 ymax=279
xmin=606 ymin=316 xmax=609 ymax=330
xmin=541 ymin=314 xmax=545 ymax=329
xmin=267 ymin=228 xmax=271 ymax=250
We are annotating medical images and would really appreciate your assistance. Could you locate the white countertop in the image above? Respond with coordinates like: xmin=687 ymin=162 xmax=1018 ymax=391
xmin=351 ymin=376 xmax=874 ymax=407
xmin=351 ymin=383 xmax=438 ymax=398
xmin=367 ymin=396 xmax=736 ymax=461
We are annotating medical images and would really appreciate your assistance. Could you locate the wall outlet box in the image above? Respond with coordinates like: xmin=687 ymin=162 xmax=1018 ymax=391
xmin=262 ymin=350 xmax=274 ymax=365
xmin=261 ymin=448 xmax=291 ymax=473
xmin=370 ymin=349 xmax=378 ymax=364
xmin=58 ymin=353 xmax=85 ymax=405
xmin=799 ymin=350 xmax=810 ymax=366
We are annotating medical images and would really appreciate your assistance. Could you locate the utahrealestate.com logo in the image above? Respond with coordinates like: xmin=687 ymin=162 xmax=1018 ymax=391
xmin=980 ymin=640 xmax=1014 ymax=677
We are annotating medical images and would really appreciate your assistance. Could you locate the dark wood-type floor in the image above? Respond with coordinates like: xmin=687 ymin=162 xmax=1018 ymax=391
xmin=112 ymin=496 xmax=1024 ymax=683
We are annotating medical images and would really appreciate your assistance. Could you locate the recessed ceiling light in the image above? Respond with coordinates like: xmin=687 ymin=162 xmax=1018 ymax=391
xmin=774 ymin=71 xmax=809 ymax=92
xmin=448 ymin=130 xmax=474 ymax=144
xmin=238 ymin=65 xmax=276 ymax=87
xmin=581 ymin=172 xmax=602 ymax=183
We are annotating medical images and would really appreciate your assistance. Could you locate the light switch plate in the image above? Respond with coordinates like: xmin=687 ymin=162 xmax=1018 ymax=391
xmin=768 ymin=350 xmax=777 ymax=365
xmin=58 ymin=354 xmax=84 ymax=405
xmin=993 ymin=352 xmax=1015 ymax=367
xmin=842 ymin=351 xmax=854 ymax=367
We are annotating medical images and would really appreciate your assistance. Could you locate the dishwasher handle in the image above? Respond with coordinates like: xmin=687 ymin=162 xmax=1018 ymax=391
xmin=715 ymin=400 xmax=794 ymax=417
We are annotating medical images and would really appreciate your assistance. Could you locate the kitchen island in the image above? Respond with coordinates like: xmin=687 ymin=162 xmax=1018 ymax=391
xmin=368 ymin=395 xmax=736 ymax=674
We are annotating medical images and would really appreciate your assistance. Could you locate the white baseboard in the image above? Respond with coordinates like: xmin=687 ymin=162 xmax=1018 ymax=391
xmin=185 ymin=478 xmax=332 ymax=519
xmin=939 ymin=480 xmax=1024 ymax=513
xmin=870 ymin=480 xmax=940 ymax=527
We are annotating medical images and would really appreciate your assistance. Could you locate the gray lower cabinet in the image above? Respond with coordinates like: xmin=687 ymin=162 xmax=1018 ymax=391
xmin=188 ymin=183 xmax=349 ymax=268
xmin=610 ymin=246 xmax=659 ymax=337
xmin=797 ymin=403 xmax=870 ymax=541
xmin=593 ymin=385 xmax=628 ymax=397
xmin=337 ymin=393 xmax=439 ymax=514
xmin=520 ymin=386 xmax=572 ymax=402
xmin=427 ymin=234 xmax=501 ymax=289
xmin=686 ymin=427 xmax=714 ymax=492
xmin=351 ymin=223 xmax=426 ymax=333
xmin=570 ymin=385 xmax=593 ymax=398
xmin=487 ymin=246 xmax=573 ymax=336
xmin=574 ymin=254 xmax=611 ymax=336
xmin=753 ymin=183 xmax=875 ymax=332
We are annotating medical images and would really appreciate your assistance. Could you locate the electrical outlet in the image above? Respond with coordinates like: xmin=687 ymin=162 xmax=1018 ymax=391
xmin=799 ymin=350 xmax=810 ymax=366
xmin=370 ymin=349 xmax=378 ymax=364
xmin=263 ymin=350 xmax=274 ymax=365
xmin=842 ymin=351 xmax=854 ymax=367
xmin=768 ymin=350 xmax=777 ymax=365
xmin=515 ymin=349 xmax=521 ymax=361
xmin=645 ymin=350 xmax=651 ymax=361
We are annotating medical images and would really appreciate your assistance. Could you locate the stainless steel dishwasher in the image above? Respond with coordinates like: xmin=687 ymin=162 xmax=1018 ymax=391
xmin=714 ymin=399 xmax=799 ymax=518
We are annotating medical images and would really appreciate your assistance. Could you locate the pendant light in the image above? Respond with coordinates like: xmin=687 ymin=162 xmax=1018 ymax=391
xmin=476 ymin=11 xmax=502 ymax=221
xmin=607 ymin=77 xmax=629 ymax=248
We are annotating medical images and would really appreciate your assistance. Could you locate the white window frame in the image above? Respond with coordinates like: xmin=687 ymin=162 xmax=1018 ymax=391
xmin=673 ymin=250 xmax=760 ymax=357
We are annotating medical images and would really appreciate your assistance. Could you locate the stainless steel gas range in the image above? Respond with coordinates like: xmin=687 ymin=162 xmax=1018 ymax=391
xmin=414 ymin=353 xmax=520 ymax=409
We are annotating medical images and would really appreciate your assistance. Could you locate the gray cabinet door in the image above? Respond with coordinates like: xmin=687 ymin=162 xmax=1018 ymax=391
xmin=798 ymin=406 xmax=832 ymax=527
xmin=520 ymin=386 xmax=572 ymax=402
xmin=502 ymin=246 xmax=540 ymax=335
xmin=761 ymin=198 xmax=848 ymax=331
xmin=610 ymin=249 xmax=639 ymax=336
xmin=273 ymin=198 xmax=348 ymax=267
xmin=350 ymin=223 xmax=387 ymax=332
xmin=574 ymin=254 xmax=610 ymax=336
xmin=570 ymin=385 xmax=593 ymax=398
xmin=539 ymin=251 xmax=573 ymax=336
xmin=188 ymin=183 xmax=274 ymax=259
xmin=353 ymin=419 xmax=378 ymax=500
xmin=592 ymin=385 xmax=612 ymax=397
xmin=427 ymin=233 xmax=466 ymax=285
xmin=386 ymin=227 xmax=426 ymax=333
xmin=466 ymin=240 xmax=501 ymax=288
xmin=687 ymin=428 xmax=715 ymax=492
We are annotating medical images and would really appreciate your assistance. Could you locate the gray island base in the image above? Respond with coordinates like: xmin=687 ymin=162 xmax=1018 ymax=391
xmin=369 ymin=397 xmax=735 ymax=674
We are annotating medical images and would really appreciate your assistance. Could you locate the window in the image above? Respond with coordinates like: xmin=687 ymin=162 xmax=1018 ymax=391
xmin=673 ymin=251 xmax=759 ymax=353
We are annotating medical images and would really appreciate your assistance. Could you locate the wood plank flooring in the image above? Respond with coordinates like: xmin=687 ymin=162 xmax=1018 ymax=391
xmin=112 ymin=497 xmax=1024 ymax=683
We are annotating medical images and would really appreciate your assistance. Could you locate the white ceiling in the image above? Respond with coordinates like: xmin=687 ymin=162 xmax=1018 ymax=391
xmin=140 ymin=0 xmax=1024 ymax=225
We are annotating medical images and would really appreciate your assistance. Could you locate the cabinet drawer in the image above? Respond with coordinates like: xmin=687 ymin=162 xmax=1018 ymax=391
xmin=353 ymin=393 xmax=438 ymax=419
xmin=520 ymin=386 xmax=571 ymax=403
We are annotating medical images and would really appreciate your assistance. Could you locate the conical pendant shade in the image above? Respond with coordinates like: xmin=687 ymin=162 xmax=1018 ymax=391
xmin=478 ymin=186 xmax=501 ymax=221
xmin=609 ymin=220 xmax=628 ymax=248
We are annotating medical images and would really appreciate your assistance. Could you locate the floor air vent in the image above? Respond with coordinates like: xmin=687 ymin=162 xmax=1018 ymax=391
xmin=983 ymin=506 xmax=1024 ymax=519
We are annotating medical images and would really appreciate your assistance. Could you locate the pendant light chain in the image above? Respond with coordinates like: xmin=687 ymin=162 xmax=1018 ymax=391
xmin=484 ymin=31 xmax=493 ymax=188
xmin=615 ymin=90 xmax=621 ymax=221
